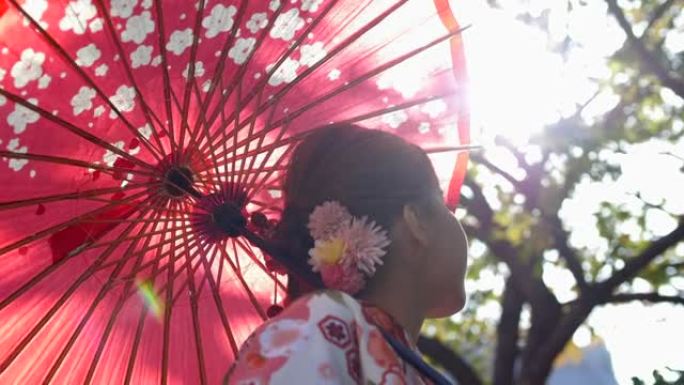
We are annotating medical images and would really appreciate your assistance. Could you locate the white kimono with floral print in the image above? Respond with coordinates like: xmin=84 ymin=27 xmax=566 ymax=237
xmin=225 ymin=289 xmax=435 ymax=385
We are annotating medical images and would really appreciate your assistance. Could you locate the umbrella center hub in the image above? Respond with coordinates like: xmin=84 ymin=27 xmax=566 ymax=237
xmin=191 ymin=183 xmax=249 ymax=243
xmin=211 ymin=203 xmax=247 ymax=237
xmin=163 ymin=166 xmax=195 ymax=197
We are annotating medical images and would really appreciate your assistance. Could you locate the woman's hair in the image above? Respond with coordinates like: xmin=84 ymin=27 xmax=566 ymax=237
xmin=269 ymin=123 xmax=441 ymax=301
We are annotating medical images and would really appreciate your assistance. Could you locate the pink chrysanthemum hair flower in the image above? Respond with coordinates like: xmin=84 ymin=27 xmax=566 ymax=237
xmin=341 ymin=216 xmax=391 ymax=276
xmin=306 ymin=200 xmax=391 ymax=295
xmin=307 ymin=201 xmax=353 ymax=240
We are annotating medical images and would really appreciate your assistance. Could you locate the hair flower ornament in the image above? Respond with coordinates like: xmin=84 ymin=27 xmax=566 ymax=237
xmin=307 ymin=201 xmax=391 ymax=294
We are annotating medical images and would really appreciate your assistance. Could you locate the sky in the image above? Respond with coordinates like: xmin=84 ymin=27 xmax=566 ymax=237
xmin=450 ymin=0 xmax=684 ymax=383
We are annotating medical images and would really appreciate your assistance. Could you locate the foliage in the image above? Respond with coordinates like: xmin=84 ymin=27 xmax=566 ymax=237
xmin=417 ymin=1 xmax=684 ymax=385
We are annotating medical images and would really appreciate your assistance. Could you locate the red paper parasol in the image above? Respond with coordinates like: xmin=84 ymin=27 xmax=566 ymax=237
xmin=0 ymin=0 xmax=470 ymax=383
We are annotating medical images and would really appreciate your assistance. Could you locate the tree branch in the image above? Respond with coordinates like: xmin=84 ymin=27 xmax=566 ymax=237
xmin=417 ymin=335 xmax=483 ymax=385
xmin=605 ymin=0 xmax=684 ymax=98
xmin=644 ymin=0 xmax=677 ymax=34
xmin=471 ymin=153 xmax=523 ymax=189
xmin=494 ymin=278 xmax=523 ymax=385
xmin=545 ymin=215 xmax=590 ymax=293
xmin=462 ymin=179 xmax=559 ymax=310
xmin=597 ymin=218 xmax=684 ymax=295
xmin=470 ymin=153 xmax=588 ymax=294
xmin=605 ymin=292 xmax=684 ymax=306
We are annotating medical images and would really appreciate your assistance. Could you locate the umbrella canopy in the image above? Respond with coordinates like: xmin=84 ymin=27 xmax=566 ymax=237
xmin=0 ymin=0 xmax=470 ymax=383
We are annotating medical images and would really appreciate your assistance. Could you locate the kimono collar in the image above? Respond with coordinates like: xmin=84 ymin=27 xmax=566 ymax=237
xmin=357 ymin=298 xmax=418 ymax=351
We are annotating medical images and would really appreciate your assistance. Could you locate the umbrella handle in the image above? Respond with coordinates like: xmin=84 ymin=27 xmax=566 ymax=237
xmin=238 ymin=226 xmax=325 ymax=289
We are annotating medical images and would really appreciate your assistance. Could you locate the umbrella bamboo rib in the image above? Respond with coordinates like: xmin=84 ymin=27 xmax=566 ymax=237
xmin=177 ymin=0 xmax=207 ymax=151
xmin=199 ymin=0 xmax=412 ymax=155
xmin=244 ymin=126 xmax=294 ymax=200
xmin=160 ymin=199 xmax=183 ymax=385
xmin=0 ymin=182 xmax=149 ymax=212
xmin=185 ymin=0 xmax=249 ymax=152
xmin=0 ymin=189 xmax=151 ymax=259
xmin=221 ymin=239 xmax=268 ymax=321
xmin=77 ymin=221 xmax=194 ymax=252
xmin=197 ymin=0 xmax=341 ymax=156
xmin=0 ymin=150 xmax=157 ymax=178
xmin=93 ymin=0 xmax=170 ymax=158
xmin=191 ymin=4 xmax=286 ymax=156
xmin=211 ymin=29 xmax=470 ymax=167
xmin=196 ymin=241 xmax=241 ymax=356
xmin=0 ymin=88 xmax=156 ymax=171
xmin=0 ymin=191 xmax=158 ymax=317
xmin=97 ymin=231 xmax=198 ymax=284
xmin=123 ymin=202 xmax=177 ymax=385
xmin=234 ymin=85 xmax=268 ymax=190
xmin=238 ymin=92 xmax=283 ymax=194
xmin=233 ymin=237 xmax=287 ymax=293
xmin=39 ymin=202 xmax=162 ymax=385
xmin=0 ymin=197 xmax=157 ymax=375
xmin=81 ymin=202 xmax=165 ymax=385
xmin=152 ymin=0 xmax=178 ymax=153
xmin=266 ymin=28 xmax=470 ymax=136
xmin=7 ymin=0 xmax=164 ymax=163
xmin=178 ymin=214 xmax=209 ymax=385
xmin=229 ymin=0 xmax=342 ymax=189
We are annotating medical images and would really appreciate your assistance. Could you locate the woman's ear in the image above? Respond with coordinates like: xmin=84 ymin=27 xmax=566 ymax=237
xmin=402 ymin=202 xmax=430 ymax=247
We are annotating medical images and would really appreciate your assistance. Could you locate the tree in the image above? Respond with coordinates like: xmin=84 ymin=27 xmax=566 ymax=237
xmin=416 ymin=1 xmax=684 ymax=384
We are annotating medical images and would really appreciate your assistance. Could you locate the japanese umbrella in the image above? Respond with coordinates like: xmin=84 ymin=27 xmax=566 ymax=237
xmin=0 ymin=0 xmax=471 ymax=383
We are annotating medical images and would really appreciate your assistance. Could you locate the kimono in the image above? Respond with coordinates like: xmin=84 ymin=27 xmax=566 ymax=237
xmin=224 ymin=289 xmax=436 ymax=385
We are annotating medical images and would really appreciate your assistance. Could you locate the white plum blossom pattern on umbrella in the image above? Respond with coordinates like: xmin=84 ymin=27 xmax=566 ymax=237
xmin=381 ymin=109 xmax=409 ymax=129
xmin=301 ymin=0 xmax=325 ymax=13
xmin=121 ymin=11 xmax=155 ymax=44
xmin=299 ymin=42 xmax=327 ymax=67
xmin=6 ymin=138 xmax=29 ymax=172
xmin=246 ymin=12 xmax=269 ymax=34
xmin=95 ymin=64 xmax=109 ymax=76
xmin=10 ymin=48 xmax=45 ymax=89
xmin=269 ymin=0 xmax=282 ymax=12
xmin=7 ymin=99 xmax=40 ymax=135
xmin=37 ymin=74 xmax=51 ymax=89
xmin=229 ymin=38 xmax=256 ymax=65
xmin=111 ymin=0 xmax=138 ymax=19
xmin=166 ymin=28 xmax=193 ymax=56
xmin=182 ymin=61 xmax=206 ymax=78
xmin=102 ymin=140 xmax=126 ymax=167
xmin=421 ymin=100 xmax=448 ymax=118
xmin=75 ymin=43 xmax=101 ymax=67
xmin=89 ymin=18 xmax=103 ymax=33
xmin=58 ymin=0 xmax=98 ymax=35
xmin=70 ymin=86 xmax=97 ymax=116
xmin=328 ymin=69 xmax=341 ymax=81
xmin=22 ymin=0 xmax=49 ymax=28
xmin=93 ymin=105 xmax=105 ymax=117
xmin=418 ymin=122 xmax=431 ymax=134
xmin=108 ymin=85 xmax=136 ymax=118
xmin=130 ymin=45 xmax=153 ymax=68
xmin=202 ymin=4 xmax=237 ymax=39
xmin=137 ymin=123 xmax=153 ymax=140
xmin=270 ymin=9 xmax=305 ymax=41
xmin=267 ymin=58 xmax=300 ymax=86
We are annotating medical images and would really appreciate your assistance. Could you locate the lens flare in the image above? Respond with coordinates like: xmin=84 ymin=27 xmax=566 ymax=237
xmin=136 ymin=279 xmax=164 ymax=320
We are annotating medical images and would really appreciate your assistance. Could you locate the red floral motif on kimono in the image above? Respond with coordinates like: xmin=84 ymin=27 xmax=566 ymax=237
xmin=225 ymin=289 xmax=434 ymax=385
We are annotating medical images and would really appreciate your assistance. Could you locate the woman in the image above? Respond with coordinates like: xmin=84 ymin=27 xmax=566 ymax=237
xmin=225 ymin=123 xmax=469 ymax=384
